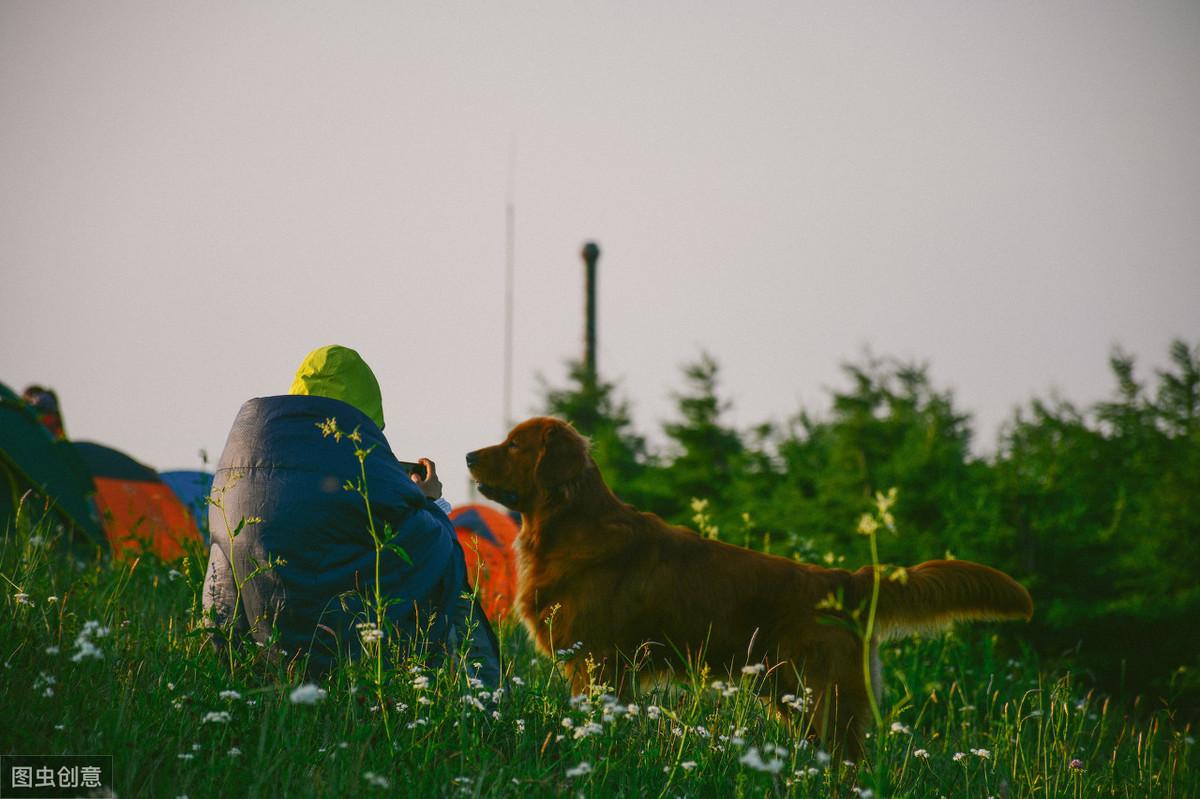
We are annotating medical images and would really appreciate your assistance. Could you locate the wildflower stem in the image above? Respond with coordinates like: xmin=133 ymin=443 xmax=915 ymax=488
xmin=861 ymin=519 xmax=885 ymax=734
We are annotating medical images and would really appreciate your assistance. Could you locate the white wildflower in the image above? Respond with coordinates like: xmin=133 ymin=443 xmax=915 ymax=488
xmin=363 ymin=771 xmax=390 ymax=789
xmin=14 ymin=592 xmax=33 ymax=606
xmin=565 ymin=761 xmax=592 ymax=778
xmin=202 ymin=711 xmax=231 ymax=724
xmin=572 ymin=722 xmax=603 ymax=740
xmin=70 ymin=620 xmax=110 ymax=662
xmin=741 ymin=663 xmax=766 ymax=676
xmin=70 ymin=640 xmax=103 ymax=662
xmin=739 ymin=747 xmax=784 ymax=774
xmin=81 ymin=620 xmax=111 ymax=638
xmin=461 ymin=695 xmax=485 ymax=711
xmin=511 ymin=676 xmax=525 ymax=687
xmin=289 ymin=684 xmax=327 ymax=704
xmin=515 ymin=719 xmax=526 ymax=733
xmin=219 ymin=690 xmax=242 ymax=701
xmin=646 ymin=705 xmax=661 ymax=720
xmin=890 ymin=721 xmax=912 ymax=735
xmin=356 ymin=622 xmax=383 ymax=646
xmin=626 ymin=703 xmax=640 ymax=716
xmin=411 ymin=675 xmax=430 ymax=690
xmin=227 ymin=747 xmax=242 ymax=757
xmin=971 ymin=748 xmax=991 ymax=759
xmin=953 ymin=752 xmax=967 ymax=762
xmin=780 ymin=692 xmax=809 ymax=711
xmin=913 ymin=748 xmax=930 ymax=759
xmin=815 ymin=750 xmax=831 ymax=766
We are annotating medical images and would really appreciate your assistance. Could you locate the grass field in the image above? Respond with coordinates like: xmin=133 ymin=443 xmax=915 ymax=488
xmin=3 ymin=517 xmax=1196 ymax=798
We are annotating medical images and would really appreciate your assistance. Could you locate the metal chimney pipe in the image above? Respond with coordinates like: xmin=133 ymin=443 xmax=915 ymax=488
xmin=581 ymin=241 xmax=600 ymax=382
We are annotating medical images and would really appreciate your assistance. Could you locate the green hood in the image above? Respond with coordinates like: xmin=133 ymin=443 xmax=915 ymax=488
xmin=289 ymin=345 xmax=385 ymax=430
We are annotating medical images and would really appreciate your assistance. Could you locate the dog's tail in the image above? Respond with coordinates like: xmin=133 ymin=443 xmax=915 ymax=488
xmin=852 ymin=559 xmax=1032 ymax=640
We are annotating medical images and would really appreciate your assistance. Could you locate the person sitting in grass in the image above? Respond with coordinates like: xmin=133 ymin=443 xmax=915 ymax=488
xmin=201 ymin=344 xmax=499 ymax=686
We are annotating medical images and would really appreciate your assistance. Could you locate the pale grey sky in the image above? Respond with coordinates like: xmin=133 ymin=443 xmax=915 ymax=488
xmin=2 ymin=2 xmax=1197 ymax=501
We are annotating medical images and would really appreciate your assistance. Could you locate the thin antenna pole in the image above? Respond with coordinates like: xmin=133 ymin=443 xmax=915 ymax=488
xmin=502 ymin=137 xmax=516 ymax=430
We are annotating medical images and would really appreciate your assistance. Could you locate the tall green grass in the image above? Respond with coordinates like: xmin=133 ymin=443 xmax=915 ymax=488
xmin=3 ymin=513 xmax=1195 ymax=798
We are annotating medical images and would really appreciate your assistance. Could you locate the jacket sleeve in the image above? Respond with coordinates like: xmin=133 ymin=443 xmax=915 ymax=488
xmin=202 ymin=541 xmax=249 ymax=653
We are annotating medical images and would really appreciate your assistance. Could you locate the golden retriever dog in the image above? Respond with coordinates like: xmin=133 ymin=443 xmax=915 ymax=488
xmin=466 ymin=417 xmax=1032 ymax=756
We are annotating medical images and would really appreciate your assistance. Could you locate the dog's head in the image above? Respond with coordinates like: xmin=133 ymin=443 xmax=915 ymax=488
xmin=466 ymin=417 xmax=592 ymax=513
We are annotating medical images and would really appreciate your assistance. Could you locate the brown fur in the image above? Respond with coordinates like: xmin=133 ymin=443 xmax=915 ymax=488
xmin=467 ymin=417 xmax=1033 ymax=756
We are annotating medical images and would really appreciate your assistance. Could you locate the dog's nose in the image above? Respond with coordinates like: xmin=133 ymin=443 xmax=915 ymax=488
xmin=465 ymin=450 xmax=479 ymax=468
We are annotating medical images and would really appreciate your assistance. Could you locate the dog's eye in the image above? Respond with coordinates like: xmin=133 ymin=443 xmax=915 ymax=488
xmin=508 ymin=441 xmax=519 ymax=451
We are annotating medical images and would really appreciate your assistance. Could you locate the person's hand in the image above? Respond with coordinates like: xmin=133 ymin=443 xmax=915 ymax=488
xmin=411 ymin=458 xmax=442 ymax=500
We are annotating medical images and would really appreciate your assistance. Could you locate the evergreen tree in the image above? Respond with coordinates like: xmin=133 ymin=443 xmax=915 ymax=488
xmin=657 ymin=353 xmax=747 ymax=530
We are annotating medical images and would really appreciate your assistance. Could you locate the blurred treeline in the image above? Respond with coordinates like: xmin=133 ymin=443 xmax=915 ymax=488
xmin=541 ymin=339 xmax=1200 ymax=714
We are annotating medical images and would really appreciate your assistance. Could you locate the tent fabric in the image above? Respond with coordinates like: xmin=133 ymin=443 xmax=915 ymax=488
xmin=288 ymin=345 xmax=385 ymax=431
xmin=202 ymin=393 xmax=499 ymax=683
xmin=74 ymin=441 xmax=203 ymax=561
xmin=74 ymin=442 xmax=160 ymax=482
xmin=0 ymin=381 xmax=103 ymax=545
xmin=160 ymin=470 xmax=214 ymax=543
xmin=450 ymin=504 xmax=520 ymax=620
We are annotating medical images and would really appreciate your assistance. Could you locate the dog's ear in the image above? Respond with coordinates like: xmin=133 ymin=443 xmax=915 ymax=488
xmin=534 ymin=422 xmax=589 ymax=496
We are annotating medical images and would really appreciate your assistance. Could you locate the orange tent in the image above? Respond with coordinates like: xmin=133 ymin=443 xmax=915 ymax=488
xmin=74 ymin=442 xmax=202 ymax=561
xmin=449 ymin=504 xmax=519 ymax=621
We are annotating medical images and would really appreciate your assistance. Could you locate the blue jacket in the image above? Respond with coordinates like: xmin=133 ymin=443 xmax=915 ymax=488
xmin=201 ymin=394 xmax=498 ymax=679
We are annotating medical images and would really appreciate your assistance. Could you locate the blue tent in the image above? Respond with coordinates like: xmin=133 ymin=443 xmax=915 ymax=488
xmin=160 ymin=469 xmax=213 ymax=544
